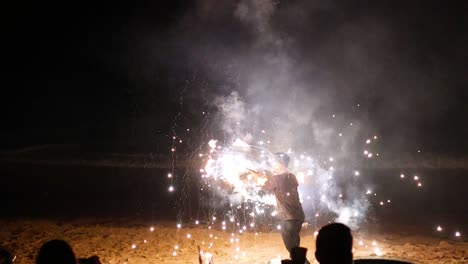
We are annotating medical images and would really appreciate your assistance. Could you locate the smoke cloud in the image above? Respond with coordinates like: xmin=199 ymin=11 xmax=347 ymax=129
xmin=195 ymin=0 xmax=372 ymax=227
xmin=117 ymin=0 xmax=468 ymax=226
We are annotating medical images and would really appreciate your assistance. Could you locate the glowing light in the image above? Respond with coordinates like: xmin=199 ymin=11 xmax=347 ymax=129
xmin=297 ymin=172 xmax=305 ymax=183
xmin=400 ymin=174 xmax=405 ymax=178
xmin=414 ymin=175 xmax=419 ymax=180
xmin=366 ymin=139 xmax=371 ymax=144
xmin=374 ymin=136 xmax=378 ymax=139
xmin=367 ymin=153 xmax=373 ymax=158
xmin=418 ymin=182 xmax=422 ymax=187
xmin=143 ymin=240 xmax=147 ymax=243
xmin=177 ymin=223 xmax=182 ymax=229
xmin=354 ymin=171 xmax=360 ymax=176
xmin=364 ymin=150 xmax=369 ymax=155
xmin=374 ymin=247 xmax=383 ymax=256
xmin=314 ymin=231 xmax=319 ymax=237
xmin=150 ymin=226 xmax=154 ymax=232
xmin=437 ymin=226 xmax=442 ymax=232
xmin=167 ymin=173 xmax=172 ymax=178
xmin=329 ymin=157 xmax=334 ymax=162
xmin=387 ymin=200 xmax=391 ymax=203
xmin=455 ymin=231 xmax=461 ymax=237
xmin=171 ymin=148 xmax=175 ymax=152
xmin=277 ymin=225 xmax=281 ymax=230
xmin=168 ymin=186 xmax=174 ymax=192
xmin=172 ymin=251 xmax=177 ymax=256
xmin=339 ymin=133 xmax=343 ymax=137
xmin=131 ymin=244 xmax=136 ymax=249
xmin=195 ymin=220 xmax=199 ymax=225
xmin=186 ymin=233 xmax=191 ymax=239
xmin=174 ymin=245 xmax=179 ymax=249
xmin=358 ymin=240 xmax=363 ymax=246
xmin=366 ymin=189 xmax=372 ymax=194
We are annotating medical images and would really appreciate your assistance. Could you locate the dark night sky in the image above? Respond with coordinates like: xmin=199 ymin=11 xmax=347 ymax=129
xmin=4 ymin=0 xmax=468 ymax=155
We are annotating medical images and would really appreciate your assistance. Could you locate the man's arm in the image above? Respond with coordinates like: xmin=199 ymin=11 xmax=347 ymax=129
xmin=263 ymin=172 xmax=276 ymax=192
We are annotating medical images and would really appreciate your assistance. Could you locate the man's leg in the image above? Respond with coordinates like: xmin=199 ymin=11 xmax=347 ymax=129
xmin=281 ymin=220 xmax=310 ymax=264
xmin=280 ymin=220 xmax=301 ymax=255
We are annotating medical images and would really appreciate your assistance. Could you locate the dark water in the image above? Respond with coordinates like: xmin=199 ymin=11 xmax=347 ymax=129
xmin=0 ymin=161 xmax=179 ymax=220
xmin=1 ymin=161 xmax=467 ymax=234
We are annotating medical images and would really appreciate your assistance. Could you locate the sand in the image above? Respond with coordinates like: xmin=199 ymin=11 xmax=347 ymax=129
xmin=1 ymin=219 xmax=466 ymax=264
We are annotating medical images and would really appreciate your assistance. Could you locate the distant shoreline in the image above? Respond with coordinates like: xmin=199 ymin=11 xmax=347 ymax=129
xmin=1 ymin=144 xmax=468 ymax=169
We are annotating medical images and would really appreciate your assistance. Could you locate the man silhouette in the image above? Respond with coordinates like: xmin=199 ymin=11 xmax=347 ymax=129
xmin=315 ymin=223 xmax=353 ymax=264
xmin=264 ymin=152 xmax=308 ymax=263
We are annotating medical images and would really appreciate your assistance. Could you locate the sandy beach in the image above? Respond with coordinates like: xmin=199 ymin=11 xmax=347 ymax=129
xmin=1 ymin=219 xmax=466 ymax=264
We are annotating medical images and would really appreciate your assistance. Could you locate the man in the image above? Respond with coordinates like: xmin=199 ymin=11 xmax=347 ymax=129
xmin=315 ymin=223 xmax=353 ymax=264
xmin=264 ymin=152 xmax=308 ymax=262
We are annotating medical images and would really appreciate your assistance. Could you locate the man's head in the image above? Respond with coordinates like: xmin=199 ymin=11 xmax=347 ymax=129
xmin=315 ymin=223 xmax=353 ymax=264
xmin=274 ymin=152 xmax=290 ymax=169
xmin=36 ymin=240 xmax=77 ymax=264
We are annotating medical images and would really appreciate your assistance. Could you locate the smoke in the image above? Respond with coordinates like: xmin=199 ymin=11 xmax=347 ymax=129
xmin=197 ymin=0 xmax=373 ymax=228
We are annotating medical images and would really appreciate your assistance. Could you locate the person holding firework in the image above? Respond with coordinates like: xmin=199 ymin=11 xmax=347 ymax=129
xmin=263 ymin=152 xmax=309 ymax=263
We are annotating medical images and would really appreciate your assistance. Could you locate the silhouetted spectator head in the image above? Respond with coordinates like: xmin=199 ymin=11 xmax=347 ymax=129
xmin=0 ymin=247 xmax=14 ymax=264
xmin=36 ymin=240 xmax=77 ymax=264
xmin=315 ymin=223 xmax=353 ymax=264
xmin=274 ymin=152 xmax=290 ymax=168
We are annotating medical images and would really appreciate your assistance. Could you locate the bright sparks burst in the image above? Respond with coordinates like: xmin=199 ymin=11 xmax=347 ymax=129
xmin=160 ymin=90 xmax=461 ymax=263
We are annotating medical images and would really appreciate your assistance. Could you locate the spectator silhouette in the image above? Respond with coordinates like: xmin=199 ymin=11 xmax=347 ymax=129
xmin=36 ymin=240 xmax=77 ymax=264
xmin=0 ymin=247 xmax=14 ymax=264
xmin=315 ymin=223 xmax=353 ymax=264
